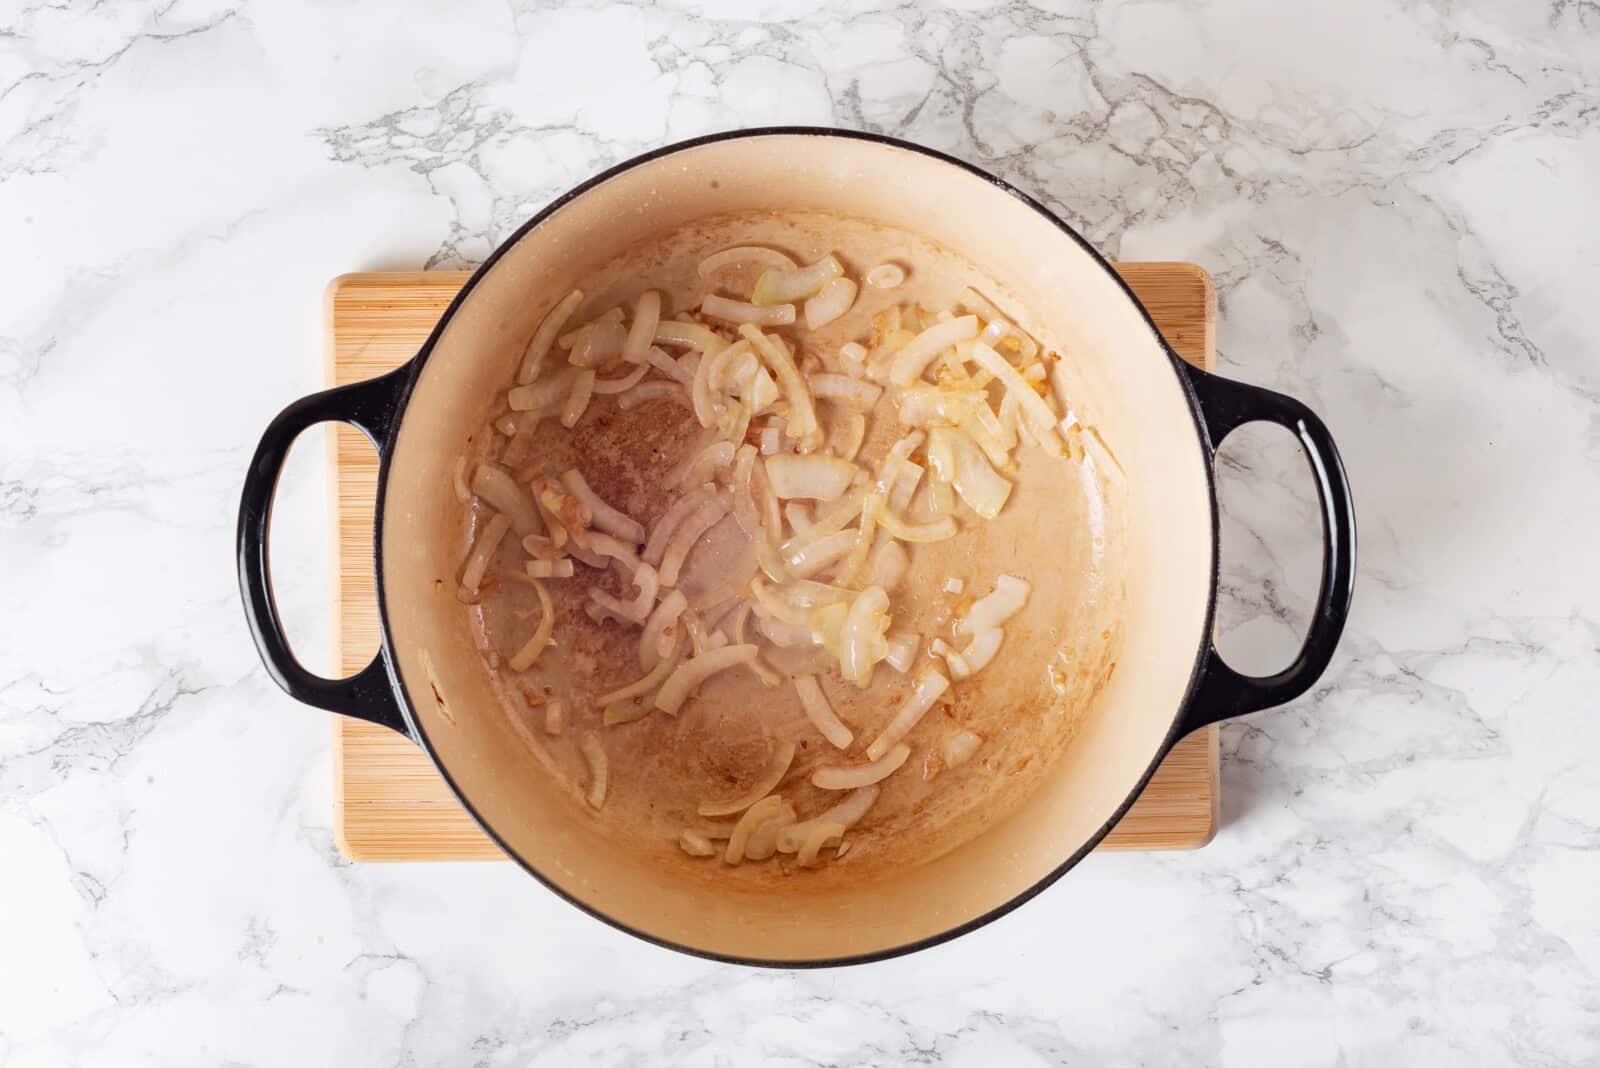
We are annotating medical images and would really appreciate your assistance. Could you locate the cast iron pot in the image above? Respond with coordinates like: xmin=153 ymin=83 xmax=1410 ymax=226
xmin=238 ymin=128 xmax=1355 ymax=966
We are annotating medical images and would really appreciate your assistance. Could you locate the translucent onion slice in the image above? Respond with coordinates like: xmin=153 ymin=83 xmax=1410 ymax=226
xmin=895 ymin=385 xmax=984 ymax=428
xmin=888 ymin=316 xmax=979 ymax=386
xmin=830 ymin=491 xmax=881 ymax=589
xmin=759 ymin=425 xmax=781 ymax=455
xmin=780 ymin=487 xmax=868 ymax=556
xmin=645 ymin=345 xmax=694 ymax=385
xmin=839 ymin=585 xmax=891 ymax=687
xmin=777 ymin=786 xmax=879 ymax=853
xmin=460 ymin=513 xmax=511 ymax=595
xmin=678 ymin=830 xmax=717 ymax=858
xmin=967 ymin=341 xmax=1061 ymax=444
xmin=579 ymin=731 xmax=608 ymax=808
xmin=753 ymin=460 xmax=783 ymax=548
xmin=544 ymin=700 xmax=564 ymax=736
xmin=658 ymin=497 xmax=730 ymax=587
xmin=616 ymin=381 xmax=690 ymax=411
xmin=962 ymin=287 xmax=1038 ymax=359
xmin=655 ymin=643 xmax=758 ymax=714
xmin=807 ymin=373 xmax=881 ymax=410
xmin=829 ymin=411 xmax=867 ymax=462
xmin=926 ymin=426 xmax=1012 ymax=520
xmin=725 ymin=795 xmax=786 ymax=865
xmin=804 ymin=276 xmax=857 ymax=330
xmin=884 ymin=631 xmax=920 ymax=673
xmin=949 ymin=628 xmax=1003 ymax=679
xmin=812 ymin=744 xmax=910 ymax=790
xmin=560 ymin=307 xmax=622 ymax=348
xmin=561 ymin=469 xmax=645 ymax=543
xmin=785 ymin=529 xmax=855 ymax=579
xmin=692 ymin=336 xmax=730 ymax=428
xmin=764 ymin=454 xmax=857 ymax=501
xmin=839 ymin=341 xmax=869 ymax=378
xmin=794 ymin=675 xmax=852 ymax=749
xmin=601 ymin=631 xmax=682 ymax=708
xmin=679 ymin=440 xmax=736 ymax=489
xmin=744 ymin=801 xmax=798 ymax=861
xmin=751 ymin=254 xmax=843 ymax=305
xmin=784 ymin=501 xmax=813 ymax=533
xmin=957 ymin=575 xmax=1031 ymax=634
xmin=643 ymin=483 xmax=717 ymax=566
xmin=560 ymin=369 xmax=596 ymax=428
xmin=739 ymin=325 xmax=819 ymax=442
xmin=451 ymin=457 xmax=471 ymax=503
xmin=470 ymin=465 xmax=543 ymax=537
xmin=865 ymin=667 xmax=949 ymax=760
xmin=865 ymin=263 xmax=906 ymax=289
xmin=702 ymin=294 xmax=795 ymax=326
xmin=591 ymin=362 xmax=649 ymax=394
xmin=507 ymin=578 xmax=555 ymax=671
xmin=730 ymin=444 xmax=762 ymax=540
xmin=796 ymin=821 xmax=848 ymax=867
xmin=568 ymin=320 xmax=627 ymax=368
xmin=621 ymin=290 xmax=661 ymax=365
xmin=929 ymin=637 xmax=971 ymax=678
xmin=517 ymin=288 xmax=583 ymax=385
xmin=698 ymin=245 xmax=797 ymax=277
xmin=889 ymin=461 xmax=922 ymax=515
xmin=508 ymin=367 xmax=576 ymax=412
xmin=867 ymin=538 xmax=908 ymax=592
xmin=638 ymin=591 xmax=688 ymax=670
xmin=944 ymin=577 xmax=965 ymax=594
xmin=698 ymin=740 xmax=797 ymax=817
xmin=654 ymin=320 xmax=730 ymax=355
xmin=525 ymin=558 xmax=574 ymax=579
xmin=876 ymin=507 xmax=957 ymax=543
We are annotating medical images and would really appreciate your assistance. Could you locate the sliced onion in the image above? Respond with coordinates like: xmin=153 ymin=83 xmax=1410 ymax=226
xmin=753 ymin=460 xmax=783 ymax=548
xmin=645 ymin=345 xmax=693 ymax=385
xmin=517 ymin=289 xmax=583 ymax=385
xmin=698 ymin=740 xmax=796 ymax=817
xmin=643 ymin=483 xmax=717 ymax=566
xmin=895 ymin=385 xmax=983 ymax=428
xmin=839 ymin=341 xmax=869 ymax=379
xmin=639 ymin=590 xmax=688 ymax=670
xmin=757 ymin=612 xmax=816 ymax=647
xmin=568 ymin=320 xmax=627 ymax=368
xmin=525 ymin=558 xmax=575 ymax=579
xmin=867 ymin=538 xmax=908 ymax=592
xmin=729 ymin=445 xmax=762 ymax=540
xmin=949 ymin=627 xmax=1003 ymax=679
xmin=678 ymin=830 xmax=717 ymax=857
xmin=930 ymin=637 xmax=971 ymax=678
xmin=655 ymin=643 xmax=757 ymax=714
xmin=658 ymin=497 xmax=730 ymax=587
xmin=967 ymin=341 xmax=1060 ymax=443
xmin=780 ymin=487 xmax=868 ymax=556
xmin=838 ymin=585 xmax=891 ymax=687
xmin=764 ymin=454 xmax=857 ymax=501
xmin=829 ymin=491 xmax=881 ymax=589
xmin=785 ymin=529 xmax=856 ymax=579
xmin=812 ymin=743 xmax=910 ymax=790
xmin=962 ymin=287 xmax=1038 ymax=359
xmin=725 ymin=795 xmax=786 ymax=865
xmin=698 ymin=245 xmax=797 ymax=277
xmin=807 ymin=373 xmax=881 ymax=410
xmin=508 ymin=367 xmax=576 ymax=412
xmin=616 ymin=381 xmax=690 ymax=411
xmin=536 ymin=480 xmax=591 ymax=533
xmin=865 ymin=667 xmax=949 ymax=760
xmin=876 ymin=507 xmax=957 ymax=543
xmin=493 ymin=414 xmax=518 ymax=438
xmin=957 ymin=574 xmax=1031 ymax=634
xmin=460 ymin=513 xmax=511 ymax=595
xmin=777 ymin=786 xmax=878 ymax=852
xmin=621 ymin=290 xmax=661 ymax=365
xmin=829 ymin=411 xmax=867 ymax=463
xmin=560 ymin=307 xmax=622 ymax=348
xmin=752 ymin=254 xmax=843 ymax=305
xmin=544 ymin=699 xmax=564 ymax=736
xmin=451 ymin=457 xmax=471 ymax=503
xmin=592 ymin=560 xmax=657 ymax=623
xmin=784 ymin=501 xmax=813 ymax=533
xmin=804 ymin=276 xmax=857 ymax=330
xmin=793 ymin=675 xmax=852 ymax=749
xmin=889 ymin=460 xmax=922 ymax=515
xmin=507 ymin=577 xmax=555 ymax=671
xmin=884 ymin=631 xmax=920 ymax=673
xmin=873 ymin=429 xmax=924 ymax=494
xmin=655 ymin=320 xmax=730 ymax=355
xmin=560 ymin=369 xmax=596 ymax=428
xmin=744 ymin=800 xmax=798 ymax=861
xmin=865 ymin=263 xmax=906 ymax=289
xmin=926 ymin=426 xmax=1012 ymax=520
xmin=679 ymin=441 xmax=736 ymax=489
xmin=600 ymin=631 xmax=682 ymax=707
xmin=702 ymin=294 xmax=795 ymax=326
xmin=561 ymin=468 xmax=645 ymax=543
xmin=795 ymin=821 xmax=848 ymax=867
xmin=470 ymin=465 xmax=543 ymax=537
xmin=888 ymin=316 xmax=979 ymax=386
xmin=579 ymin=731 xmax=608 ymax=808
xmin=692 ymin=335 xmax=729 ymax=428
xmin=740 ymin=325 xmax=819 ymax=442
xmin=759 ymin=425 xmax=781 ymax=455
xmin=943 ymin=577 xmax=965 ymax=594
xmin=591 ymin=362 xmax=649 ymax=394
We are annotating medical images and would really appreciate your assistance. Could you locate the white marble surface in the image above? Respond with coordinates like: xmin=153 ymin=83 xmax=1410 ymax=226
xmin=3 ymin=0 xmax=1598 ymax=1063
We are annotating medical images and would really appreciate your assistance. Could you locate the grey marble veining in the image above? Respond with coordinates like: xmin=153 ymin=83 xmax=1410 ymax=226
xmin=1 ymin=1 xmax=1597 ymax=1064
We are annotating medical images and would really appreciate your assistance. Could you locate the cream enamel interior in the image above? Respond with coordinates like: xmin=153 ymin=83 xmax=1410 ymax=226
xmin=381 ymin=134 xmax=1215 ymax=962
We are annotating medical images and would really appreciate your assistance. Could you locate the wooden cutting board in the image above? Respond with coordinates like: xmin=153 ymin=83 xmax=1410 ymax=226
xmin=326 ymin=264 xmax=1220 ymax=861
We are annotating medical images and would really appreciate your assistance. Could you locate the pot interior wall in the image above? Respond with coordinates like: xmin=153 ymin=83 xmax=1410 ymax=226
xmin=381 ymin=133 xmax=1214 ymax=962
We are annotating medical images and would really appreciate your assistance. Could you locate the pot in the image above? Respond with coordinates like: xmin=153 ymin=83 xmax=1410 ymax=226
xmin=238 ymin=128 xmax=1355 ymax=966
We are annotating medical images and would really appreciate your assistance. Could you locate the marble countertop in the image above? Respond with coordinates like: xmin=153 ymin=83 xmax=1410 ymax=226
xmin=3 ymin=0 xmax=1597 ymax=1064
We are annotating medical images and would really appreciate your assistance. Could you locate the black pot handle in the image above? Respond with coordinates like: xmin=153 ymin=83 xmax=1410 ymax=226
xmin=1177 ymin=363 xmax=1356 ymax=732
xmin=236 ymin=367 xmax=413 ymax=737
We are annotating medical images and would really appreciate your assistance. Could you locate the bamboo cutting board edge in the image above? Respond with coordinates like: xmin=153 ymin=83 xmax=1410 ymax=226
xmin=327 ymin=263 xmax=1220 ymax=861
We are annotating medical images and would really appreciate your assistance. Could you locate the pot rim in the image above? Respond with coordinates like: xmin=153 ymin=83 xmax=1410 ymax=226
xmin=373 ymin=126 xmax=1220 ymax=968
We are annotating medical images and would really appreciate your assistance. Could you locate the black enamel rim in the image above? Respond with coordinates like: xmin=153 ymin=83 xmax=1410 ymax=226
xmin=371 ymin=127 xmax=1221 ymax=968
